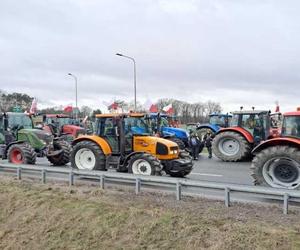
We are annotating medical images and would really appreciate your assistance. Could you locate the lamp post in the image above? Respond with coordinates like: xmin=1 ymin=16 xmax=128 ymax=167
xmin=68 ymin=73 xmax=78 ymax=119
xmin=116 ymin=53 xmax=136 ymax=111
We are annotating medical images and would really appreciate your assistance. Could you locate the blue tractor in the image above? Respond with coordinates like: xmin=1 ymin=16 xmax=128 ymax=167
xmin=196 ymin=113 xmax=232 ymax=139
xmin=148 ymin=113 xmax=189 ymax=150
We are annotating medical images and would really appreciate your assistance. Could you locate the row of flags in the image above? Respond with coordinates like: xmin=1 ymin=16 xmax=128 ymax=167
xmin=28 ymin=98 xmax=280 ymax=115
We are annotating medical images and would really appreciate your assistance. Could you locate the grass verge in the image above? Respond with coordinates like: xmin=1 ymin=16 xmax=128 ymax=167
xmin=0 ymin=177 xmax=300 ymax=250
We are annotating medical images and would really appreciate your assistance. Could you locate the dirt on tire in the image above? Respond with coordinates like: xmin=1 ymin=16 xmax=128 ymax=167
xmin=47 ymin=140 xmax=72 ymax=166
xmin=212 ymin=131 xmax=251 ymax=162
xmin=251 ymin=145 xmax=300 ymax=189
xmin=7 ymin=142 xmax=36 ymax=164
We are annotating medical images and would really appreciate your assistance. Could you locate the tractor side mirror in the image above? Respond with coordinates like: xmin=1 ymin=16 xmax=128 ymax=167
xmin=4 ymin=117 xmax=8 ymax=130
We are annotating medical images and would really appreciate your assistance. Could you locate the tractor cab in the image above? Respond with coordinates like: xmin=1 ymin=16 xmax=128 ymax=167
xmin=95 ymin=113 xmax=150 ymax=154
xmin=43 ymin=114 xmax=85 ymax=140
xmin=281 ymin=111 xmax=300 ymax=138
xmin=230 ymin=110 xmax=271 ymax=144
xmin=209 ymin=113 xmax=232 ymax=129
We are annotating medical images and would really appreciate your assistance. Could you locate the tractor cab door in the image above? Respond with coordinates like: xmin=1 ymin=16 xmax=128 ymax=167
xmin=0 ymin=116 xmax=5 ymax=144
xmin=239 ymin=114 xmax=266 ymax=143
xmin=98 ymin=117 xmax=120 ymax=153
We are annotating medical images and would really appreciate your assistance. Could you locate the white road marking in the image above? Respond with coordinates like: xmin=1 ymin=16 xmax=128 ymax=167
xmin=190 ymin=173 xmax=223 ymax=177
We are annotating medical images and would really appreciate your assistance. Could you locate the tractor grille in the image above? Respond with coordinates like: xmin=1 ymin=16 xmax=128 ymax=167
xmin=34 ymin=131 xmax=53 ymax=145
xmin=156 ymin=142 xmax=168 ymax=155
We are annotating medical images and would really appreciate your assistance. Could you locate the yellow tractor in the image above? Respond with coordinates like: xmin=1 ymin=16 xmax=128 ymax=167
xmin=70 ymin=113 xmax=193 ymax=177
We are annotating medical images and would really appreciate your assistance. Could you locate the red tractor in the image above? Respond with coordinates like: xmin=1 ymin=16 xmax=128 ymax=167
xmin=212 ymin=110 xmax=280 ymax=162
xmin=251 ymin=110 xmax=300 ymax=189
xmin=43 ymin=114 xmax=86 ymax=141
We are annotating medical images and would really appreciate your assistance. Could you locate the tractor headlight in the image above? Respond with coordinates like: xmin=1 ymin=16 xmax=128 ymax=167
xmin=171 ymin=150 xmax=178 ymax=155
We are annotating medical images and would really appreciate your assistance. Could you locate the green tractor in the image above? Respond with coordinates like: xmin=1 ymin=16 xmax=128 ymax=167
xmin=0 ymin=112 xmax=71 ymax=165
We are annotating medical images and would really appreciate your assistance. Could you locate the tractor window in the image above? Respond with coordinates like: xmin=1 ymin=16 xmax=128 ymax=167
xmin=282 ymin=116 xmax=300 ymax=138
xmin=8 ymin=114 xmax=33 ymax=129
xmin=209 ymin=115 xmax=227 ymax=127
xmin=125 ymin=117 xmax=150 ymax=135
xmin=160 ymin=117 xmax=169 ymax=127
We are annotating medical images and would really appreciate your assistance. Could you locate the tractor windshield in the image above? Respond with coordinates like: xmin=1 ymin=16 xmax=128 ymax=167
xmin=125 ymin=117 xmax=150 ymax=135
xmin=282 ymin=116 xmax=300 ymax=138
xmin=8 ymin=113 xmax=33 ymax=129
xmin=209 ymin=115 xmax=231 ymax=127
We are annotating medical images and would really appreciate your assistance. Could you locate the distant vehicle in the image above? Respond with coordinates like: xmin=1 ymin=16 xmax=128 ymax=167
xmin=196 ymin=113 xmax=232 ymax=139
xmin=43 ymin=114 xmax=86 ymax=141
xmin=148 ymin=113 xmax=189 ymax=150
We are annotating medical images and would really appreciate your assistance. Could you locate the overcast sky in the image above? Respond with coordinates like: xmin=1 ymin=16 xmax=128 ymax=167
xmin=0 ymin=0 xmax=299 ymax=112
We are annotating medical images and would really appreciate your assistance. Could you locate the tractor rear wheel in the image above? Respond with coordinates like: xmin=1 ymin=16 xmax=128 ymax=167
xmin=212 ymin=131 xmax=251 ymax=162
xmin=71 ymin=141 xmax=106 ymax=171
xmin=8 ymin=143 xmax=36 ymax=164
xmin=251 ymin=146 xmax=300 ymax=189
xmin=168 ymin=137 xmax=185 ymax=150
xmin=47 ymin=140 xmax=72 ymax=166
xmin=128 ymin=153 xmax=162 ymax=176
xmin=196 ymin=127 xmax=214 ymax=141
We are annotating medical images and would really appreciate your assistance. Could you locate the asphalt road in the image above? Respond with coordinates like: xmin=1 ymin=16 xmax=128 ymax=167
xmin=1 ymin=153 xmax=253 ymax=185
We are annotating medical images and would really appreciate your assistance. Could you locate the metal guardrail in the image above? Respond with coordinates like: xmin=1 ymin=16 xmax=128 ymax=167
xmin=1 ymin=163 xmax=300 ymax=215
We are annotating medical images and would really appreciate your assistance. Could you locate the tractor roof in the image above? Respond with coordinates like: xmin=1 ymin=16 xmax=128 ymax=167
xmin=231 ymin=110 xmax=269 ymax=115
xmin=209 ymin=113 xmax=232 ymax=117
xmin=46 ymin=114 xmax=70 ymax=118
xmin=284 ymin=111 xmax=300 ymax=116
xmin=96 ymin=113 xmax=145 ymax=118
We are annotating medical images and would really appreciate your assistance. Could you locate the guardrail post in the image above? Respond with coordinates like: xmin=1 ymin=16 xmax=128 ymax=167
xmin=41 ymin=169 xmax=46 ymax=184
xmin=176 ymin=182 xmax=182 ymax=201
xmin=283 ymin=193 xmax=289 ymax=215
xmin=100 ymin=175 xmax=105 ymax=189
xmin=225 ymin=187 xmax=230 ymax=207
xmin=135 ymin=178 xmax=141 ymax=195
xmin=69 ymin=171 xmax=74 ymax=186
xmin=17 ymin=167 xmax=21 ymax=180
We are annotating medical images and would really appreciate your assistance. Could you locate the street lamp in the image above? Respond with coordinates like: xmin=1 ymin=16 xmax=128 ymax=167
xmin=116 ymin=53 xmax=137 ymax=111
xmin=68 ymin=73 xmax=78 ymax=119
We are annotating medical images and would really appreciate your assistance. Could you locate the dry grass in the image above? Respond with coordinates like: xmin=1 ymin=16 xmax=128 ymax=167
xmin=0 ymin=176 xmax=300 ymax=250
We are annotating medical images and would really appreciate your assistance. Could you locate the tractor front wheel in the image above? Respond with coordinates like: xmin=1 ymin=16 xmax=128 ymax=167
xmin=71 ymin=141 xmax=106 ymax=171
xmin=128 ymin=153 xmax=162 ymax=176
xmin=47 ymin=140 xmax=72 ymax=166
xmin=8 ymin=143 xmax=36 ymax=165
xmin=212 ymin=131 xmax=251 ymax=162
xmin=251 ymin=146 xmax=300 ymax=189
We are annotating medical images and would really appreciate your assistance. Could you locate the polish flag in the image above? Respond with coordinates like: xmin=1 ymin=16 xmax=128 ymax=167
xmin=149 ymin=104 xmax=158 ymax=113
xmin=275 ymin=101 xmax=280 ymax=112
xmin=29 ymin=98 xmax=37 ymax=114
xmin=162 ymin=104 xmax=173 ymax=114
xmin=64 ymin=105 xmax=73 ymax=113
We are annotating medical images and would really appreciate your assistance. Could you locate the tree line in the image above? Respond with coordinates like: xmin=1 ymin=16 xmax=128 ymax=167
xmin=0 ymin=90 xmax=222 ymax=123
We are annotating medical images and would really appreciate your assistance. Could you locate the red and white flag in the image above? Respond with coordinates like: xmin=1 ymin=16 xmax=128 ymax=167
xmin=275 ymin=101 xmax=280 ymax=112
xmin=149 ymin=104 xmax=158 ymax=113
xmin=162 ymin=104 xmax=173 ymax=114
xmin=64 ymin=105 xmax=73 ymax=113
xmin=29 ymin=98 xmax=37 ymax=114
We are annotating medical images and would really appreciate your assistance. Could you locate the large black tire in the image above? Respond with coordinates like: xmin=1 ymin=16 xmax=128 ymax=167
xmin=251 ymin=146 xmax=300 ymax=189
xmin=8 ymin=143 xmax=36 ymax=164
xmin=47 ymin=140 xmax=72 ymax=166
xmin=212 ymin=131 xmax=251 ymax=162
xmin=128 ymin=153 xmax=162 ymax=176
xmin=196 ymin=127 xmax=214 ymax=141
xmin=71 ymin=140 xmax=106 ymax=171
xmin=167 ymin=137 xmax=185 ymax=150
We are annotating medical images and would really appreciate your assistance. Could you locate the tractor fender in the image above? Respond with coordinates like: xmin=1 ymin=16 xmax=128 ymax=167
xmin=72 ymin=135 xmax=112 ymax=155
xmin=216 ymin=127 xmax=254 ymax=143
xmin=123 ymin=151 xmax=145 ymax=166
xmin=252 ymin=137 xmax=300 ymax=154
xmin=196 ymin=124 xmax=218 ymax=133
